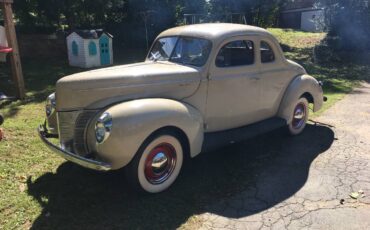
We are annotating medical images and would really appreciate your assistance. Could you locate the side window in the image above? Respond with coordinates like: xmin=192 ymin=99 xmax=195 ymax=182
xmin=216 ymin=40 xmax=254 ymax=67
xmin=72 ymin=41 xmax=78 ymax=56
xmin=260 ymin=41 xmax=275 ymax=63
xmin=88 ymin=41 xmax=97 ymax=56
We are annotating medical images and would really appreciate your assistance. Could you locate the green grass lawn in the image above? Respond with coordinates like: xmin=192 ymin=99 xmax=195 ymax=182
xmin=0 ymin=29 xmax=369 ymax=229
xmin=269 ymin=28 xmax=369 ymax=116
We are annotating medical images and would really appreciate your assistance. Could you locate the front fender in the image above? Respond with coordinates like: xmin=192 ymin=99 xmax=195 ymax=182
xmin=87 ymin=98 xmax=204 ymax=170
xmin=278 ymin=75 xmax=323 ymax=124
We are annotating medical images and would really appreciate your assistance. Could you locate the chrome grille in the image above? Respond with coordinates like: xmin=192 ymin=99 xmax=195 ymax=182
xmin=74 ymin=110 xmax=98 ymax=156
xmin=58 ymin=111 xmax=82 ymax=152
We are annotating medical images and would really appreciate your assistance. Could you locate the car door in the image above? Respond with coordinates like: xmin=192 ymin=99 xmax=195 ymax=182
xmin=205 ymin=36 xmax=262 ymax=132
xmin=258 ymin=39 xmax=292 ymax=119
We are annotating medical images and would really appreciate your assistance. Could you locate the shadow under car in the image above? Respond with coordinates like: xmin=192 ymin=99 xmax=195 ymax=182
xmin=27 ymin=124 xmax=334 ymax=230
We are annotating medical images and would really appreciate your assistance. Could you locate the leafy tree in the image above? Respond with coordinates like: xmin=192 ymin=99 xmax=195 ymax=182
xmin=11 ymin=0 xmax=296 ymax=49
xmin=318 ymin=0 xmax=370 ymax=51
xmin=209 ymin=0 xmax=288 ymax=27
xmin=13 ymin=0 xmax=127 ymax=31
xmin=174 ymin=0 xmax=209 ymax=24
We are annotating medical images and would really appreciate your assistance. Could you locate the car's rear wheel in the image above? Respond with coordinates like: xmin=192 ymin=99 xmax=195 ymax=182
xmin=125 ymin=131 xmax=184 ymax=193
xmin=288 ymin=97 xmax=309 ymax=135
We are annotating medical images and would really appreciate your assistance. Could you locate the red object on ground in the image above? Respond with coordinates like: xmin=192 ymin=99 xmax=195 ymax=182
xmin=0 ymin=46 xmax=12 ymax=53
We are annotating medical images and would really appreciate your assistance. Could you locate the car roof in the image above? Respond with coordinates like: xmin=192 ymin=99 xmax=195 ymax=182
xmin=157 ymin=23 xmax=272 ymax=42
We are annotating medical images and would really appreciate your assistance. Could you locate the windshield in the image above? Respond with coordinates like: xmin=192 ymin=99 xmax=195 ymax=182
xmin=148 ymin=36 xmax=212 ymax=67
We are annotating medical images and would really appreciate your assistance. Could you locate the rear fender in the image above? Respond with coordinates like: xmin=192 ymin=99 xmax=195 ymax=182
xmin=278 ymin=75 xmax=324 ymax=123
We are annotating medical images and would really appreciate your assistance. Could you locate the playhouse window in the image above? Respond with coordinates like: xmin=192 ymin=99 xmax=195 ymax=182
xmin=72 ymin=41 xmax=78 ymax=56
xmin=89 ymin=41 xmax=97 ymax=56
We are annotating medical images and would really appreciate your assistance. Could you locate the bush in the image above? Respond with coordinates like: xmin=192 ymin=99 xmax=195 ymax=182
xmin=315 ymin=0 xmax=370 ymax=64
xmin=314 ymin=39 xmax=370 ymax=65
xmin=321 ymin=0 xmax=370 ymax=52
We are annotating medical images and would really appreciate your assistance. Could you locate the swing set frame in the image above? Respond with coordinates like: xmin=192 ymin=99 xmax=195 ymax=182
xmin=1 ymin=0 xmax=25 ymax=100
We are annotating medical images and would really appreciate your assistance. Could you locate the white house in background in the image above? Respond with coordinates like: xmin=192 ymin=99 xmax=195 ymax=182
xmin=67 ymin=29 xmax=113 ymax=68
xmin=280 ymin=0 xmax=325 ymax=32
xmin=300 ymin=9 xmax=325 ymax=32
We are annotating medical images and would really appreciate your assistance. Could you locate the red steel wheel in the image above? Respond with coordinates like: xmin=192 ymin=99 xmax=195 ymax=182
xmin=292 ymin=102 xmax=307 ymax=130
xmin=144 ymin=143 xmax=177 ymax=185
xmin=288 ymin=97 xmax=309 ymax=135
xmin=126 ymin=132 xmax=184 ymax=193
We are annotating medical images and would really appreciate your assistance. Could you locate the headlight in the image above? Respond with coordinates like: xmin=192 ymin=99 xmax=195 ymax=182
xmin=45 ymin=93 xmax=56 ymax=117
xmin=95 ymin=112 xmax=112 ymax=144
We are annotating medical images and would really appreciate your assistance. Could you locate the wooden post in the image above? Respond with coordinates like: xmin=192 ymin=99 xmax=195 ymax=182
xmin=1 ymin=0 xmax=25 ymax=99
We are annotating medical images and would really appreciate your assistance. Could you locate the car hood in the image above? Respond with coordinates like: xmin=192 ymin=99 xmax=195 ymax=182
xmin=56 ymin=61 xmax=201 ymax=111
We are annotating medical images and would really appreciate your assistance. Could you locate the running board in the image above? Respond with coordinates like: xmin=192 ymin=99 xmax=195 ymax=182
xmin=202 ymin=117 xmax=287 ymax=152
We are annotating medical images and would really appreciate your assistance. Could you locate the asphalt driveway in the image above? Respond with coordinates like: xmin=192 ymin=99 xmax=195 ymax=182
xmin=196 ymin=83 xmax=370 ymax=230
xmin=26 ymin=83 xmax=370 ymax=230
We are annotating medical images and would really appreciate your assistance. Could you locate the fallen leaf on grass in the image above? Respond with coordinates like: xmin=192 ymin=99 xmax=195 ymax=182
xmin=19 ymin=183 xmax=26 ymax=192
xmin=16 ymin=175 xmax=27 ymax=182
xmin=22 ymin=220 xmax=32 ymax=229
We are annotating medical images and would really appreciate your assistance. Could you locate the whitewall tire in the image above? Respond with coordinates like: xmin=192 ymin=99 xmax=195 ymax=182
xmin=126 ymin=132 xmax=184 ymax=193
xmin=288 ymin=97 xmax=309 ymax=136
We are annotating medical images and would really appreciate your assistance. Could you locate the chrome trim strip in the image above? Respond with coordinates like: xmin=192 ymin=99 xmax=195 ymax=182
xmin=77 ymin=78 xmax=198 ymax=92
xmin=38 ymin=124 xmax=111 ymax=171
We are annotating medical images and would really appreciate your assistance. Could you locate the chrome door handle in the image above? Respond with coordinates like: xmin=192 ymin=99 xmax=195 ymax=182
xmin=251 ymin=77 xmax=260 ymax=81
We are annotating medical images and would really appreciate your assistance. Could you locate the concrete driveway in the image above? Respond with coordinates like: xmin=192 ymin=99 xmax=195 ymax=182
xmin=196 ymin=83 xmax=370 ymax=230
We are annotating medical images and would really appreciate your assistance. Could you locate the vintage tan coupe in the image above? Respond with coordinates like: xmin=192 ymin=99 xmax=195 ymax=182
xmin=39 ymin=23 xmax=325 ymax=193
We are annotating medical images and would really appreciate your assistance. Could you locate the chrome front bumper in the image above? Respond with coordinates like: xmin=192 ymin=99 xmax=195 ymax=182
xmin=38 ymin=124 xmax=112 ymax=171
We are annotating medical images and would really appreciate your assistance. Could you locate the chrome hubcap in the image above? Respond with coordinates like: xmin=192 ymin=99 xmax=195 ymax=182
xmin=151 ymin=152 xmax=168 ymax=174
xmin=145 ymin=143 xmax=177 ymax=185
xmin=292 ymin=103 xmax=306 ymax=129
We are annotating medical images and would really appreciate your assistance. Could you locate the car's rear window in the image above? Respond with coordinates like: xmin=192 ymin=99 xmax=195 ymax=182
xmin=261 ymin=41 xmax=275 ymax=63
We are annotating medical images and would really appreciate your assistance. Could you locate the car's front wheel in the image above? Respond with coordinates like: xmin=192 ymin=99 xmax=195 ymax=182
xmin=125 ymin=131 xmax=184 ymax=193
xmin=288 ymin=97 xmax=309 ymax=135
